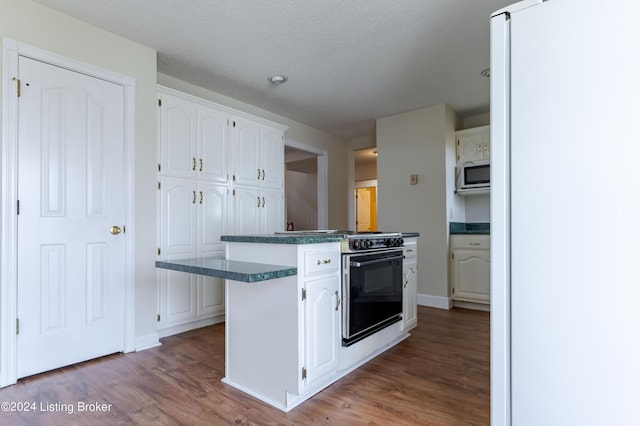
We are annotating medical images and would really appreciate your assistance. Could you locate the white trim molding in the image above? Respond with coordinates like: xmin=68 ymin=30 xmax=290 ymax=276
xmin=0 ymin=37 xmax=137 ymax=386
xmin=417 ymin=293 xmax=453 ymax=310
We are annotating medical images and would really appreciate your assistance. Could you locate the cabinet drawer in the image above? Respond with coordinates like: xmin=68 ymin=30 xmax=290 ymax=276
xmin=304 ymin=249 xmax=340 ymax=276
xmin=403 ymin=241 xmax=417 ymax=259
xmin=450 ymin=235 xmax=490 ymax=250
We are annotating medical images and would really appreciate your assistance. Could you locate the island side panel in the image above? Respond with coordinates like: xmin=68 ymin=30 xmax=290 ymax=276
xmin=224 ymin=275 xmax=300 ymax=408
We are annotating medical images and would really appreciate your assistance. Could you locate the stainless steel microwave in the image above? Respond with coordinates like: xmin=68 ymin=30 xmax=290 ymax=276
xmin=456 ymin=161 xmax=490 ymax=192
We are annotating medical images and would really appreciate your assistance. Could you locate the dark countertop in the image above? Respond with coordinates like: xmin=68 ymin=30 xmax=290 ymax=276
xmin=222 ymin=231 xmax=420 ymax=244
xmin=449 ymin=222 xmax=490 ymax=235
xmin=155 ymin=258 xmax=297 ymax=283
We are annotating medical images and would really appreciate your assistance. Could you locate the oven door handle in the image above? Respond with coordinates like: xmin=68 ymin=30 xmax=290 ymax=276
xmin=350 ymin=255 xmax=404 ymax=268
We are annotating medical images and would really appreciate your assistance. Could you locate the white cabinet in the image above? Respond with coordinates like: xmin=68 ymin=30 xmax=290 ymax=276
xmin=156 ymin=86 xmax=287 ymax=335
xmin=232 ymin=187 xmax=284 ymax=235
xmin=402 ymin=238 xmax=418 ymax=331
xmin=159 ymin=92 xmax=229 ymax=183
xmin=456 ymin=125 xmax=490 ymax=163
xmin=232 ymin=118 xmax=284 ymax=190
xmin=450 ymin=235 xmax=490 ymax=304
xmin=157 ymin=177 xmax=228 ymax=331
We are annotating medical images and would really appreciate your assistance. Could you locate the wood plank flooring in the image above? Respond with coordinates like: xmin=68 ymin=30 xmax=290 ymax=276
xmin=0 ymin=306 xmax=489 ymax=425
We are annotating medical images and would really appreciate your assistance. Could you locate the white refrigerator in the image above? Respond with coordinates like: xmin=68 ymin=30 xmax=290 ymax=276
xmin=490 ymin=1 xmax=640 ymax=425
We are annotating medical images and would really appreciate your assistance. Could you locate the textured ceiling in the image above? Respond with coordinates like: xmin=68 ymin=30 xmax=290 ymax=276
xmin=32 ymin=0 xmax=513 ymax=139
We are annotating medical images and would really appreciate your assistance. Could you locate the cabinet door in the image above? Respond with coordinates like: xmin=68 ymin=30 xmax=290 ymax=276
xmin=159 ymin=93 xmax=197 ymax=179
xmin=260 ymin=126 xmax=284 ymax=189
xmin=457 ymin=132 xmax=485 ymax=163
xmin=198 ymin=106 xmax=229 ymax=183
xmin=402 ymin=259 xmax=418 ymax=331
xmin=198 ymin=183 xmax=228 ymax=254
xmin=158 ymin=177 xmax=198 ymax=328
xmin=233 ymin=186 xmax=261 ymax=235
xmin=232 ymin=118 xmax=261 ymax=187
xmin=261 ymin=189 xmax=285 ymax=234
xmin=451 ymin=249 xmax=491 ymax=303
xmin=303 ymin=275 xmax=340 ymax=389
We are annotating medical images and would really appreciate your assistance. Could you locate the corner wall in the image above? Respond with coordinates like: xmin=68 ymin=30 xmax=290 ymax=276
xmin=376 ymin=104 xmax=458 ymax=307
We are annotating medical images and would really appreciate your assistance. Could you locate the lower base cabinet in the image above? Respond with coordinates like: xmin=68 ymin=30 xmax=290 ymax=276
xmin=450 ymin=235 xmax=490 ymax=304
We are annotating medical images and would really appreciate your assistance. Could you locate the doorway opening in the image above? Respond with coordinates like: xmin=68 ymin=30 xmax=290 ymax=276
xmin=284 ymin=142 xmax=328 ymax=231
xmin=354 ymin=147 xmax=378 ymax=231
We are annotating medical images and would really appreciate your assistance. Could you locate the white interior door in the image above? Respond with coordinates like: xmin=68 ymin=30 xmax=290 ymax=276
xmin=16 ymin=56 xmax=126 ymax=378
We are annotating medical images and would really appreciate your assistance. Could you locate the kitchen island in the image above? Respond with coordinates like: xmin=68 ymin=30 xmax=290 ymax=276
xmin=156 ymin=232 xmax=418 ymax=412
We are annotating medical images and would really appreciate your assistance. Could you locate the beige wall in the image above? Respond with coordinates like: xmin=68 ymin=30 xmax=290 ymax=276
xmin=157 ymin=73 xmax=350 ymax=230
xmin=377 ymin=104 xmax=460 ymax=305
xmin=0 ymin=0 xmax=159 ymax=343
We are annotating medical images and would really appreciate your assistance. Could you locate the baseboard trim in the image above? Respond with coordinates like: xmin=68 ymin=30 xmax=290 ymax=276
xmin=135 ymin=332 xmax=161 ymax=351
xmin=157 ymin=314 xmax=225 ymax=339
xmin=417 ymin=293 xmax=453 ymax=310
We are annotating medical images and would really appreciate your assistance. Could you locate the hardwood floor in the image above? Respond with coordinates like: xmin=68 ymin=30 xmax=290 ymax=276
xmin=0 ymin=306 xmax=489 ymax=425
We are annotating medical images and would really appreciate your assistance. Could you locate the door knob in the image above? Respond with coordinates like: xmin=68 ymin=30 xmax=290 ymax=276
xmin=110 ymin=226 xmax=122 ymax=235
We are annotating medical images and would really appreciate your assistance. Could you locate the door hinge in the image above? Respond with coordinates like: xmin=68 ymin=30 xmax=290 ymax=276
xmin=157 ymin=314 xmax=161 ymax=322
xmin=301 ymin=367 xmax=307 ymax=380
xmin=16 ymin=318 xmax=19 ymax=335
xmin=157 ymin=248 xmax=161 ymax=256
xmin=301 ymin=288 xmax=306 ymax=301
xmin=16 ymin=200 xmax=20 ymax=215
xmin=158 ymin=98 xmax=162 ymax=107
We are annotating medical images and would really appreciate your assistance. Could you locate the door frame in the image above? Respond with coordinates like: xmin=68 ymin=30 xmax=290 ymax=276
xmin=284 ymin=139 xmax=328 ymax=229
xmin=1 ymin=38 xmax=137 ymax=386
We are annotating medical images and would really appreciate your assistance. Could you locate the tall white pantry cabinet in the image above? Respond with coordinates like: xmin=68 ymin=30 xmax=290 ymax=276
xmin=156 ymin=86 xmax=287 ymax=336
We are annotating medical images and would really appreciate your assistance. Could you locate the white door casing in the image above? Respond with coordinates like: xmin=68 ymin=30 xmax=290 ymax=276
xmin=1 ymin=38 xmax=136 ymax=386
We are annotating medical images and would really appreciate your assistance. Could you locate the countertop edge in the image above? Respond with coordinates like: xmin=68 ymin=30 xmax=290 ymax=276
xmin=155 ymin=258 xmax=297 ymax=283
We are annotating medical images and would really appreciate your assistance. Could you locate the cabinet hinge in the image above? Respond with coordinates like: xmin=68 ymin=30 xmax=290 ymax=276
xmin=158 ymin=181 xmax=161 ymax=190
xmin=233 ymin=174 xmax=236 ymax=181
xmin=16 ymin=200 xmax=20 ymax=215
xmin=157 ymin=163 xmax=161 ymax=172
xmin=301 ymin=288 xmax=306 ymax=301
xmin=452 ymin=288 xmax=455 ymax=294
xmin=451 ymin=253 xmax=454 ymax=260
xmin=16 ymin=318 xmax=19 ymax=335
xmin=123 ymin=226 xmax=126 ymax=234
xmin=13 ymin=78 xmax=20 ymax=97
xmin=233 ymin=121 xmax=237 ymax=128
xmin=157 ymin=248 xmax=161 ymax=256
xmin=457 ymin=154 xmax=460 ymax=161
xmin=301 ymin=367 xmax=307 ymax=380
xmin=157 ymin=314 xmax=161 ymax=322
xmin=233 ymin=189 xmax=236 ymax=196
xmin=158 ymin=98 xmax=162 ymax=107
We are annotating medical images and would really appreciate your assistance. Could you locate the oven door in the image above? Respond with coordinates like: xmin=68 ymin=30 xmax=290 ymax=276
xmin=342 ymin=249 xmax=404 ymax=346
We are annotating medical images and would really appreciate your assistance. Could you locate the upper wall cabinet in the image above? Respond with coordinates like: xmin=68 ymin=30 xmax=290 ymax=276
xmin=456 ymin=125 xmax=490 ymax=163
xmin=159 ymin=91 xmax=229 ymax=183
xmin=232 ymin=117 xmax=285 ymax=190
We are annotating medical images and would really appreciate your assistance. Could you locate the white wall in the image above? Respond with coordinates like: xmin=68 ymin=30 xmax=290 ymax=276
xmin=376 ymin=104 xmax=459 ymax=306
xmin=0 ymin=0 xmax=158 ymax=344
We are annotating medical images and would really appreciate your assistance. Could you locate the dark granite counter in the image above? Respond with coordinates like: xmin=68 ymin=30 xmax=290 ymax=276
xmin=449 ymin=222 xmax=490 ymax=235
xmin=155 ymin=257 xmax=297 ymax=283
xmin=221 ymin=233 xmax=344 ymax=244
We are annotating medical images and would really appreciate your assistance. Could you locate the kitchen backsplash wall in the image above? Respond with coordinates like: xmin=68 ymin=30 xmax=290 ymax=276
xmin=465 ymin=194 xmax=490 ymax=223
